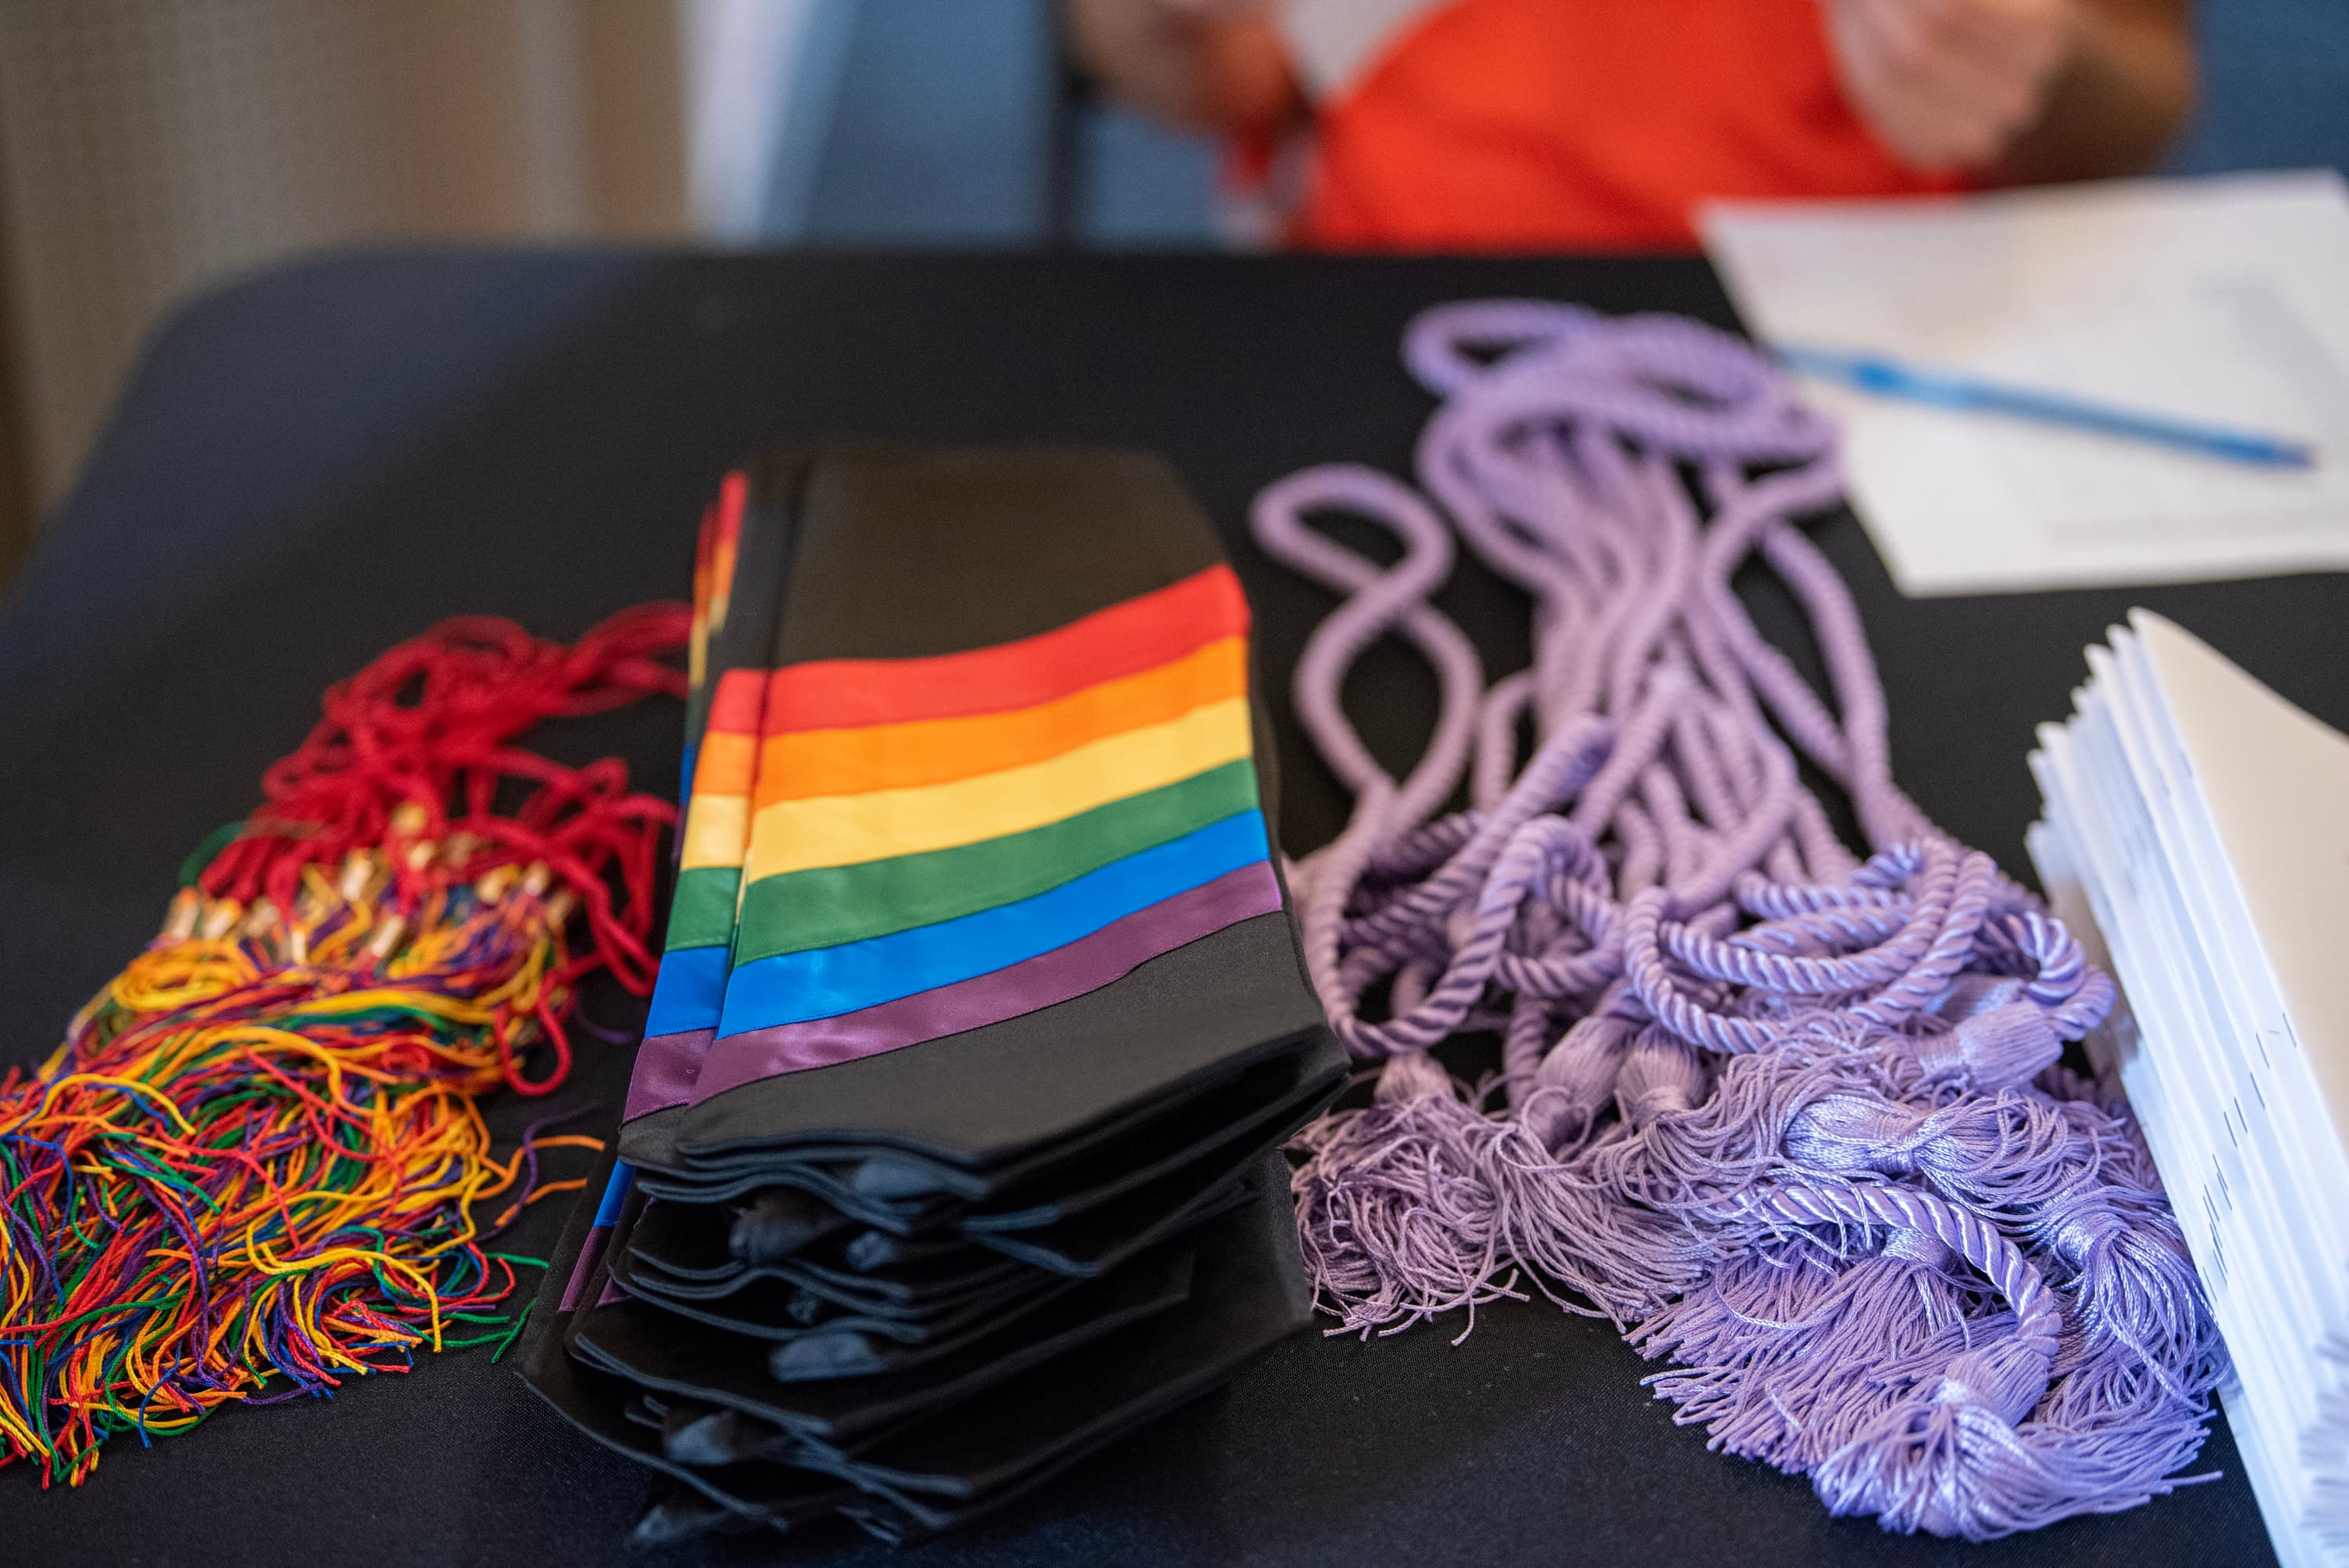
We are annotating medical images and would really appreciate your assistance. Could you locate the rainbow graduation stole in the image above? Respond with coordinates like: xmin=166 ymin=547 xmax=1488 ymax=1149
xmin=521 ymin=448 xmax=1330 ymax=1545
xmin=623 ymin=445 xmax=1290 ymax=1138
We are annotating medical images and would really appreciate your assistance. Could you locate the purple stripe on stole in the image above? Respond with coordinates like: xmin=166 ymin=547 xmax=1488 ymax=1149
xmin=559 ymin=1227 xmax=614 ymax=1312
xmin=688 ymin=861 xmax=1283 ymax=1105
xmin=623 ymin=1026 xmax=717 ymax=1122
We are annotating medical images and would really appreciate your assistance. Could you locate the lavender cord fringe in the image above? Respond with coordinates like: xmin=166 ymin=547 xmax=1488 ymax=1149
xmin=1258 ymin=301 xmax=2226 ymax=1541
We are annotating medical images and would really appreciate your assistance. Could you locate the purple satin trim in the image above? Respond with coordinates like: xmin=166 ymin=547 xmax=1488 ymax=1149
xmin=623 ymin=1026 xmax=716 ymax=1122
xmin=687 ymin=860 xmax=1283 ymax=1104
xmin=559 ymin=1225 xmax=613 ymax=1313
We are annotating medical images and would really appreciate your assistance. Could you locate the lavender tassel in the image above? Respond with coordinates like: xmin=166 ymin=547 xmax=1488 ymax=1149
xmin=1290 ymin=1052 xmax=1525 ymax=1340
xmin=1260 ymin=301 xmax=2225 ymax=1539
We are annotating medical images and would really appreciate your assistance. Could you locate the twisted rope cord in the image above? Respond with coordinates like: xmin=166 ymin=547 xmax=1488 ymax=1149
xmin=1261 ymin=302 xmax=2225 ymax=1540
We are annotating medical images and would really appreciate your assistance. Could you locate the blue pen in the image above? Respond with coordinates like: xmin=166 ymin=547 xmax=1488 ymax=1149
xmin=1776 ymin=342 xmax=2317 ymax=470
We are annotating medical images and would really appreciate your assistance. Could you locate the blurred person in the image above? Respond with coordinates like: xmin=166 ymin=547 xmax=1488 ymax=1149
xmin=1066 ymin=0 xmax=2196 ymax=248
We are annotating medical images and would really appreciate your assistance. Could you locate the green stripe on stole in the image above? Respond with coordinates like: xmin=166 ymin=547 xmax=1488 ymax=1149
xmin=731 ymin=759 xmax=1258 ymax=965
xmin=664 ymin=865 xmax=742 ymax=953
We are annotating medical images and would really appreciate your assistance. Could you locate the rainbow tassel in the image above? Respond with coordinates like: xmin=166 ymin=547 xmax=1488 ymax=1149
xmin=0 ymin=605 xmax=688 ymax=1484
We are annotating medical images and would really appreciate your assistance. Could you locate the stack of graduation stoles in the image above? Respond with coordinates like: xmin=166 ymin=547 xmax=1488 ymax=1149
xmin=521 ymin=443 xmax=1342 ymax=1546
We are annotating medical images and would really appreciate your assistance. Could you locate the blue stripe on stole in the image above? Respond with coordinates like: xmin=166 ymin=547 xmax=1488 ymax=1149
xmin=716 ymin=809 xmax=1270 ymax=1035
xmin=641 ymin=943 xmax=733 ymax=1037
xmin=593 ymin=1162 xmax=636 ymax=1226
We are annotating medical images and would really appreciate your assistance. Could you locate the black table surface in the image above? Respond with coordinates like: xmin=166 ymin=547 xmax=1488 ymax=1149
xmin=1 ymin=247 xmax=2318 ymax=1568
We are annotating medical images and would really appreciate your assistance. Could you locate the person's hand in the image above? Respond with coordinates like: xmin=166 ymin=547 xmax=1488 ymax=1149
xmin=1147 ymin=0 xmax=1276 ymax=14
xmin=1066 ymin=0 xmax=1299 ymax=132
xmin=1823 ymin=0 xmax=2078 ymax=171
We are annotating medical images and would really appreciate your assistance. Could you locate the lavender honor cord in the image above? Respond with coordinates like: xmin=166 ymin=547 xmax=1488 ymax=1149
xmin=1254 ymin=301 xmax=2226 ymax=1541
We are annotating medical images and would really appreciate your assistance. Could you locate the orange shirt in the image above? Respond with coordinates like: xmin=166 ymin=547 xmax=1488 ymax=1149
xmin=1297 ymin=0 xmax=1965 ymax=251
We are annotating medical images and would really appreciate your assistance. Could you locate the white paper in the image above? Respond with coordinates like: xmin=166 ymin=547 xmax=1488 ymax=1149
xmin=1703 ymin=172 xmax=2349 ymax=597
xmin=2028 ymin=612 xmax=2349 ymax=1566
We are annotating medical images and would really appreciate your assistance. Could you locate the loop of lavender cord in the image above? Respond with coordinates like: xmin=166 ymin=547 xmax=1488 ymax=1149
xmin=1259 ymin=300 xmax=2224 ymax=1541
xmin=1756 ymin=1181 xmax=2059 ymax=1368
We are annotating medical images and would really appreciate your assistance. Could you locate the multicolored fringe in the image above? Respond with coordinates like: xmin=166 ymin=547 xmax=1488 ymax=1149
xmin=0 ymin=605 xmax=687 ymax=1483
xmin=1259 ymin=303 xmax=2228 ymax=1539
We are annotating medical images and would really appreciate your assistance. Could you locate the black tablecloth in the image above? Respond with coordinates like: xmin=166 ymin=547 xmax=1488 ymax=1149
xmin=0 ymin=248 xmax=2310 ymax=1568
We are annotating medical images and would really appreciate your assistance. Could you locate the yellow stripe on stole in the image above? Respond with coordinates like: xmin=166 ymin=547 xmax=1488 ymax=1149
xmin=680 ymin=792 xmax=752 ymax=871
xmin=743 ymin=694 xmax=1252 ymax=879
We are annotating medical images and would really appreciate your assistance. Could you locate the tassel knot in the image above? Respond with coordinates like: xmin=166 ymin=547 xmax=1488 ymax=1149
xmin=1375 ymin=1049 xmax=1457 ymax=1105
xmin=1521 ymin=1015 xmax=1636 ymax=1153
xmin=1917 ymin=1001 xmax=2062 ymax=1091
xmin=2050 ymin=1202 xmax=2131 ymax=1269
xmin=1614 ymin=1028 xmax=1706 ymax=1126
xmin=1784 ymin=1094 xmax=1921 ymax=1173
xmin=1937 ymin=1340 xmax=2051 ymax=1425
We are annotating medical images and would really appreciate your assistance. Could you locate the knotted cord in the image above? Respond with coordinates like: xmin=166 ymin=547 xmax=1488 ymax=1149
xmin=1259 ymin=302 xmax=2224 ymax=1539
xmin=0 ymin=605 xmax=686 ymax=1483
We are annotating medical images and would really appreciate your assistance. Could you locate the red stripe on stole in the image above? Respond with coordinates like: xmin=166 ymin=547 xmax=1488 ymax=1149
xmin=763 ymin=564 xmax=1250 ymax=734
xmin=705 ymin=667 xmax=768 ymax=736
xmin=715 ymin=469 xmax=747 ymax=550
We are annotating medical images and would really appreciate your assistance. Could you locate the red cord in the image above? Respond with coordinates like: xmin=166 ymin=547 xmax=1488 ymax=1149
xmin=200 ymin=603 xmax=691 ymax=996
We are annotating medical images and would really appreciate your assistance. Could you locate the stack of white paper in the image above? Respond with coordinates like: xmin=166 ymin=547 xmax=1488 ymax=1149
xmin=2029 ymin=611 xmax=2349 ymax=1568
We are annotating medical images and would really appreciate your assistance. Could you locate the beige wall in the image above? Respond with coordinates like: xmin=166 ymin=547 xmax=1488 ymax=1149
xmin=0 ymin=0 xmax=690 ymax=555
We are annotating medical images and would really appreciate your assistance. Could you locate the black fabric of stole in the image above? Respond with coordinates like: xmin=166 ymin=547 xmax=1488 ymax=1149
xmin=525 ymin=1144 xmax=1308 ymax=1546
xmin=523 ymin=445 xmax=1334 ymax=1547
